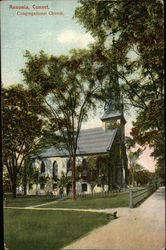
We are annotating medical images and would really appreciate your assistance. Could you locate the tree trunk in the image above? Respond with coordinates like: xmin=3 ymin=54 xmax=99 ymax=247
xmin=12 ymin=165 xmax=17 ymax=199
xmin=12 ymin=180 xmax=16 ymax=199
xmin=23 ymin=164 xmax=27 ymax=196
xmin=132 ymin=168 xmax=135 ymax=186
xmin=72 ymin=156 xmax=76 ymax=200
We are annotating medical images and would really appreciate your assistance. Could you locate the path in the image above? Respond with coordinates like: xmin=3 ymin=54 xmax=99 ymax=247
xmin=6 ymin=206 xmax=117 ymax=214
xmin=64 ymin=186 xmax=165 ymax=250
xmin=26 ymin=196 xmax=66 ymax=208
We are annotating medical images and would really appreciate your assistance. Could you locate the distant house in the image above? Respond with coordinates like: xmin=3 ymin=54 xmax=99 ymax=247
xmin=27 ymin=96 xmax=128 ymax=196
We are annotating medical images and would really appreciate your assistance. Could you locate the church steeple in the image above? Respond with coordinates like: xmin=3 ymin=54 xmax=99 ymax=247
xmin=110 ymin=33 xmax=120 ymax=99
xmin=101 ymin=33 xmax=126 ymax=131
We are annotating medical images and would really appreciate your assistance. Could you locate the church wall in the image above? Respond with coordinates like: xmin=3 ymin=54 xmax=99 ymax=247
xmin=26 ymin=155 xmax=111 ymax=196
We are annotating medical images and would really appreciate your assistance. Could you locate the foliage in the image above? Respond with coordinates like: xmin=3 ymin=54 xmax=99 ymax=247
xmin=2 ymin=85 xmax=45 ymax=198
xmin=21 ymin=49 xmax=109 ymax=199
xmin=126 ymin=136 xmax=143 ymax=186
xmin=30 ymin=168 xmax=50 ymax=195
xmin=3 ymin=169 xmax=11 ymax=192
xmin=75 ymin=0 xmax=164 ymax=177
xmin=86 ymin=156 xmax=99 ymax=192
xmin=134 ymin=170 xmax=154 ymax=186
xmin=57 ymin=171 xmax=71 ymax=195
xmin=85 ymin=155 xmax=111 ymax=191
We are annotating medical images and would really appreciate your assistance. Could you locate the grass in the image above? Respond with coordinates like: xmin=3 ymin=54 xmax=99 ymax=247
xmin=4 ymin=209 xmax=113 ymax=250
xmin=4 ymin=194 xmax=59 ymax=207
xmin=41 ymin=192 xmax=129 ymax=209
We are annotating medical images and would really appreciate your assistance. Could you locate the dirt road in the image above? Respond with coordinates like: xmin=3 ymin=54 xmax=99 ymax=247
xmin=64 ymin=186 xmax=165 ymax=250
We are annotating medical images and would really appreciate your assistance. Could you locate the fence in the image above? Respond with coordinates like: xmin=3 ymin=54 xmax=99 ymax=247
xmin=3 ymin=183 xmax=160 ymax=208
xmin=76 ymin=188 xmax=129 ymax=200
xmin=129 ymin=182 xmax=159 ymax=208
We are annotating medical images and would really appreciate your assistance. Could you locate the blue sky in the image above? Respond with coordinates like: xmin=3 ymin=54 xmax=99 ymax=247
xmin=1 ymin=0 xmax=94 ymax=85
xmin=1 ymin=0 xmax=155 ymax=171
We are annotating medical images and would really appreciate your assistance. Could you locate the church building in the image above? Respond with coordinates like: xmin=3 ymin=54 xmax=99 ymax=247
xmin=27 ymin=41 xmax=128 ymax=196
xmin=27 ymin=95 xmax=128 ymax=196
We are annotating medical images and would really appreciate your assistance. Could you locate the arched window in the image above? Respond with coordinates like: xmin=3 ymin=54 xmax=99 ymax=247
xmin=53 ymin=161 xmax=58 ymax=181
xmin=41 ymin=161 xmax=45 ymax=174
xmin=67 ymin=159 xmax=72 ymax=172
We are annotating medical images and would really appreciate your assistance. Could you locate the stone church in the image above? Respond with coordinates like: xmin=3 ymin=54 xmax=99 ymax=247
xmin=27 ymin=95 xmax=128 ymax=196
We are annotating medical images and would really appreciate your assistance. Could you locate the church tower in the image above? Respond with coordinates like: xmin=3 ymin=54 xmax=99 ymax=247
xmin=101 ymin=34 xmax=126 ymax=142
xmin=101 ymin=36 xmax=128 ymax=187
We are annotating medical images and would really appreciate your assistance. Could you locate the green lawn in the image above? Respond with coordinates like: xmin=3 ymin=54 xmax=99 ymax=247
xmin=4 ymin=195 xmax=59 ymax=207
xmin=41 ymin=192 xmax=129 ymax=209
xmin=4 ymin=209 xmax=112 ymax=250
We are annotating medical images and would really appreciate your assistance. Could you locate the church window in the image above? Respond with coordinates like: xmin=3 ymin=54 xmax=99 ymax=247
xmin=41 ymin=161 xmax=45 ymax=174
xmin=82 ymin=183 xmax=87 ymax=192
xmin=40 ymin=183 xmax=45 ymax=190
xmin=53 ymin=161 xmax=58 ymax=181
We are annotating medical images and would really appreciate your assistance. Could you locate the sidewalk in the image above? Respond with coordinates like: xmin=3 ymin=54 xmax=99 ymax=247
xmin=64 ymin=186 xmax=165 ymax=250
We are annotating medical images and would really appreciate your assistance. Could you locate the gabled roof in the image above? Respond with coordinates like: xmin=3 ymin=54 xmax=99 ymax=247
xmin=101 ymin=110 xmax=122 ymax=120
xmin=39 ymin=127 xmax=117 ymax=158
xmin=101 ymin=111 xmax=126 ymax=124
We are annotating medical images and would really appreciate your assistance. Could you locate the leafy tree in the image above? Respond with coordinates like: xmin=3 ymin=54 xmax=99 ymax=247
xmin=128 ymin=151 xmax=143 ymax=186
xmin=57 ymin=171 xmax=70 ymax=195
xmin=32 ymin=169 xmax=40 ymax=195
xmin=29 ymin=168 xmax=50 ymax=195
xmin=21 ymin=49 xmax=108 ymax=199
xmin=86 ymin=155 xmax=111 ymax=192
xmin=96 ymin=155 xmax=110 ymax=191
xmin=134 ymin=170 xmax=154 ymax=186
xmin=126 ymin=136 xmax=143 ymax=186
xmin=86 ymin=156 xmax=98 ymax=192
xmin=75 ymin=0 xmax=164 ymax=177
xmin=3 ymin=169 xmax=11 ymax=193
xmin=2 ymin=85 xmax=45 ymax=198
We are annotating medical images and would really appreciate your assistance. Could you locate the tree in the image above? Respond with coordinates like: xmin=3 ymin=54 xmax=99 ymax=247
xmin=3 ymin=169 xmax=11 ymax=193
xmin=86 ymin=156 xmax=99 ymax=193
xmin=128 ymin=151 xmax=143 ymax=186
xmin=126 ymin=136 xmax=143 ymax=186
xmin=32 ymin=169 xmax=40 ymax=195
xmin=2 ymin=85 xmax=45 ymax=198
xmin=21 ymin=49 xmax=108 ymax=199
xmin=85 ymin=155 xmax=111 ymax=192
xmin=134 ymin=170 xmax=154 ymax=186
xmin=57 ymin=171 xmax=70 ymax=196
xmin=96 ymin=155 xmax=110 ymax=191
xmin=75 ymin=0 xmax=164 ymax=177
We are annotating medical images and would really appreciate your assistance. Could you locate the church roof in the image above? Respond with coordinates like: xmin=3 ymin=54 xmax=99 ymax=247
xmin=101 ymin=110 xmax=122 ymax=120
xmin=39 ymin=127 xmax=117 ymax=158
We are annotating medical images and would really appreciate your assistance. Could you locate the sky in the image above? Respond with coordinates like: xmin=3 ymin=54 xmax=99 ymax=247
xmin=1 ymin=0 xmax=156 ymax=172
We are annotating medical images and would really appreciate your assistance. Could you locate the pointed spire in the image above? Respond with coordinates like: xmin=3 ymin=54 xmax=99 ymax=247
xmin=112 ymin=32 xmax=120 ymax=99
